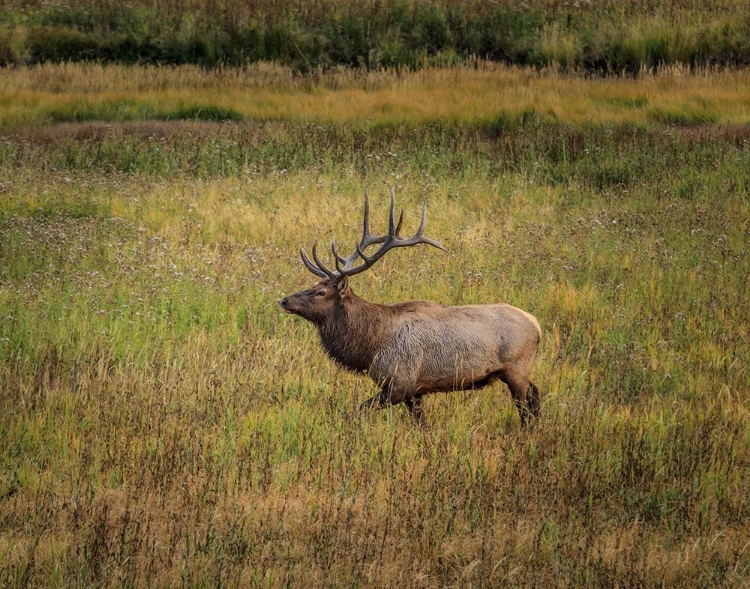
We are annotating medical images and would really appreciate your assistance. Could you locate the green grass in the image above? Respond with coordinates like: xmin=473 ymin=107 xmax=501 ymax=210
xmin=0 ymin=66 xmax=748 ymax=587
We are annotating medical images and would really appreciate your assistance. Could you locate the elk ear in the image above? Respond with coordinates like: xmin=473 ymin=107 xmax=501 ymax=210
xmin=335 ymin=276 xmax=349 ymax=293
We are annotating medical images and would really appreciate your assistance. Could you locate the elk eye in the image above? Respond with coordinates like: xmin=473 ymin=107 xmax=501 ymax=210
xmin=315 ymin=290 xmax=326 ymax=297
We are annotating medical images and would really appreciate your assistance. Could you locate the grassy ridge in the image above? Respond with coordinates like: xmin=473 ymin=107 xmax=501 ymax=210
xmin=0 ymin=67 xmax=749 ymax=586
xmin=1 ymin=0 xmax=750 ymax=71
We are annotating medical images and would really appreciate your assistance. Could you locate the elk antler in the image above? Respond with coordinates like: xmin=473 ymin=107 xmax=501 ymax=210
xmin=300 ymin=188 xmax=445 ymax=284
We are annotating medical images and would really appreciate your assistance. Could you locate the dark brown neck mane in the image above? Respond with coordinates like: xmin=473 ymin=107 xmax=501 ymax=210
xmin=315 ymin=290 xmax=390 ymax=373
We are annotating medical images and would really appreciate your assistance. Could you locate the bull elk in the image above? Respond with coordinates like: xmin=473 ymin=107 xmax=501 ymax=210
xmin=280 ymin=190 xmax=541 ymax=425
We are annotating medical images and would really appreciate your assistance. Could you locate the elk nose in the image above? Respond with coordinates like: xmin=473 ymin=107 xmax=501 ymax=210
xmin=280 ymin=297 xmax=288 ymax=308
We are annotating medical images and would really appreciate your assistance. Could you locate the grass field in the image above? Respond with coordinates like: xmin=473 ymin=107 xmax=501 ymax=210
xmin=0 ymin=63 xmax=749 ymax=587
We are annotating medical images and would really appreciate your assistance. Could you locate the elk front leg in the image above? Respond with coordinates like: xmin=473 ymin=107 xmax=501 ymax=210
xmin=359 ymin=380 xmax=407 ymax=411
xmin=360 ymin=385 xmax=425 ymax=424
xmin=359 ymin=391 xmax=387 ymax=411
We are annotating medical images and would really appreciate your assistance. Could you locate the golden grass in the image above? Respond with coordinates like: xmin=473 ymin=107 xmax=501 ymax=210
xmin=1 ymin=62 xmax=750 ymax=128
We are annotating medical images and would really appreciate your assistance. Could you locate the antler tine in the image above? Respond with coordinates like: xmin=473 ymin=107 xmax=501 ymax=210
xmin=335 ymin=193 xmax=387 ymax=271
xmin=311 ymin=241 xmax=338 ymax=281
xmin=388 ymin=188 xmax=404 ymax=237
xmin=331 ymin=240 xmax=348 ymax=275
xmin=300 ymin=242 xmax=330 ymax=279
xmin=394 ymin=201 xmax=446 ymax=250
xmin=401 ymin=199 xmax=443 ymax=246
xmin=331 ymin=239 xmax=344 ymax=264
xmin=362 ymin=190 xmax=371 ymax=239
xmin=357 ymin=192 xmax=387 ymax=250
xmin=388 ymin=188 xmax=397 ymax=235
xmin=417 ymin=200 xmax=427 ymax=235
xmin=395 ymin=210 xmax=404 ymax=237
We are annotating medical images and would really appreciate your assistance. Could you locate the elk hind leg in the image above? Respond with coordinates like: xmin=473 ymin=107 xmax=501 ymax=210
xmin=527 ymin=382 xmax=541 ymax=419
xmin=503 ymin=371 xmax=538 ymax=427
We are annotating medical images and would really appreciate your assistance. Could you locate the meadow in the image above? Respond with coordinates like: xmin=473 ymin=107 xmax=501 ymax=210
xmin=0 ymin=63 xmax=749 ymax=587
